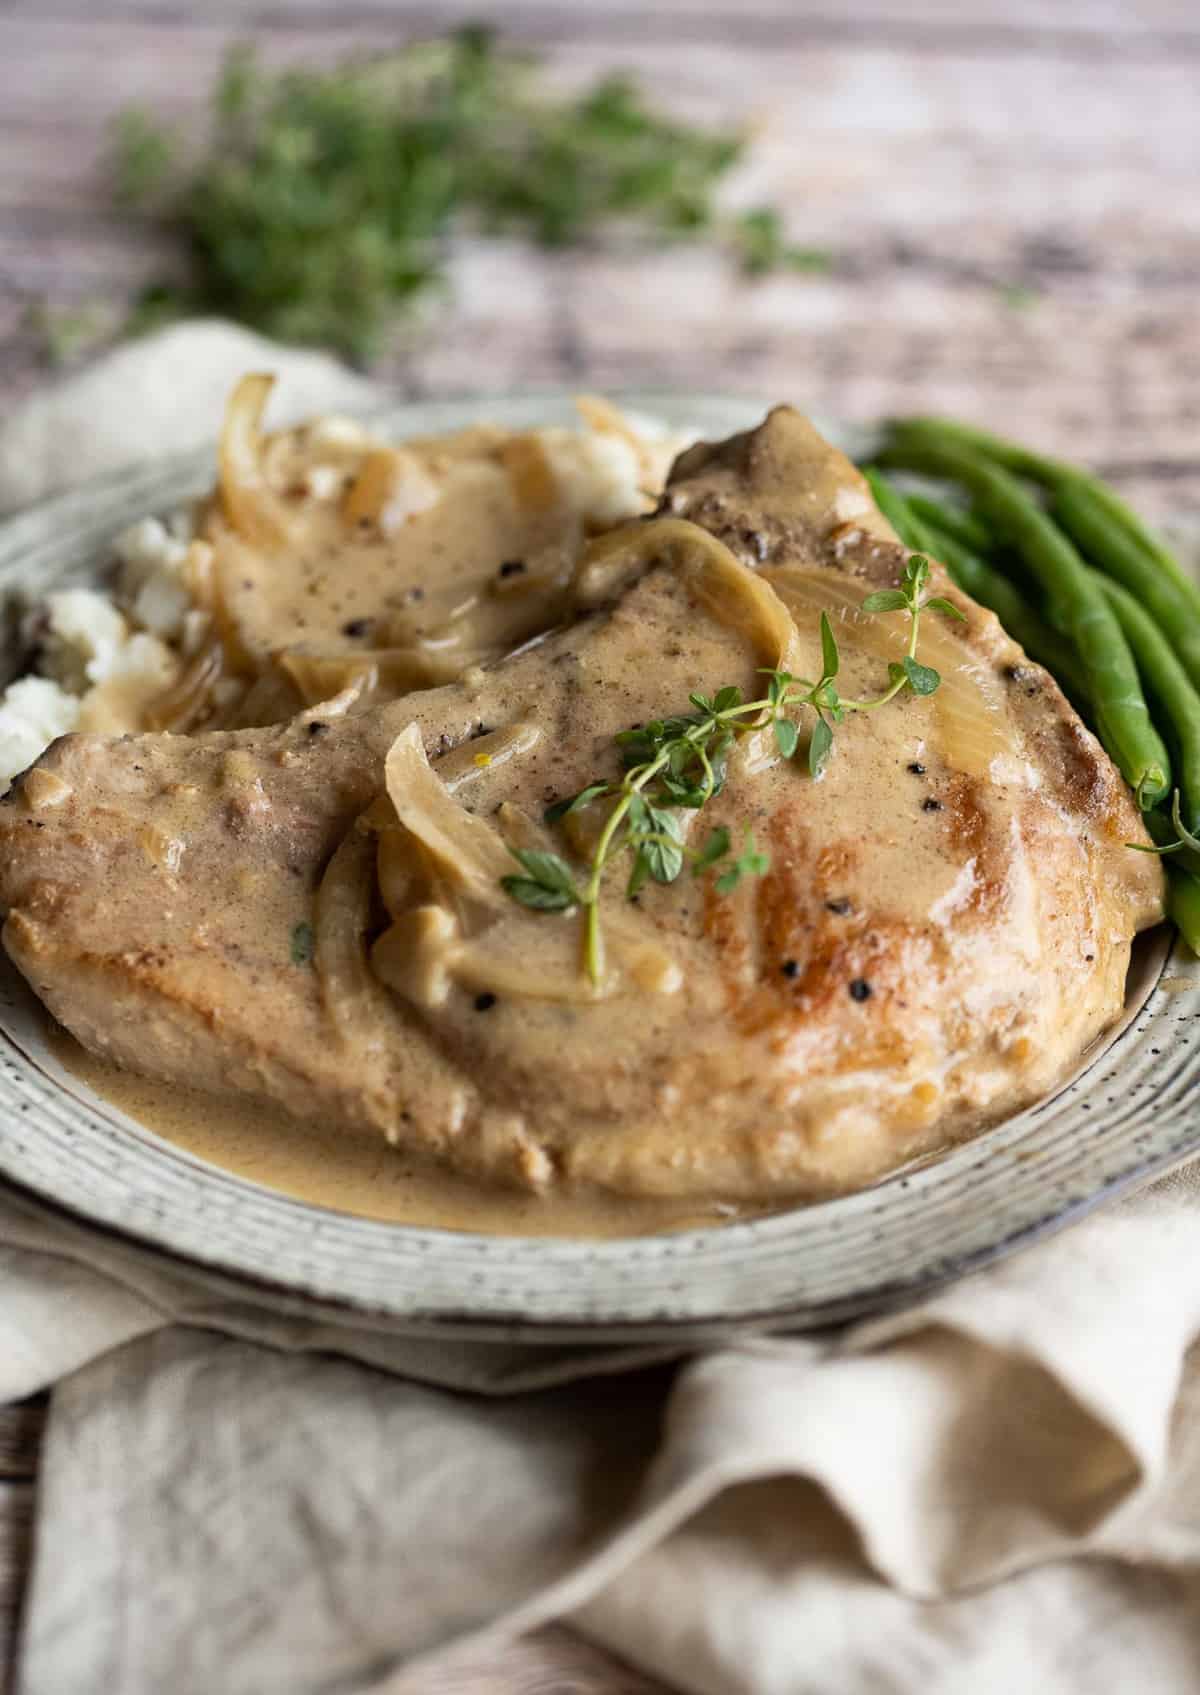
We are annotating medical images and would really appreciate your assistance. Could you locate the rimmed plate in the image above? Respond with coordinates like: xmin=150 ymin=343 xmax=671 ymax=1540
xmin=1 ymin=391 xmax=1198 ymax=1342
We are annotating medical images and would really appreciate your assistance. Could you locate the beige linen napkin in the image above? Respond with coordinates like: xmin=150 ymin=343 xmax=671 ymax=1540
xmin=3 ymin=326 xmax=1200 ymax=1694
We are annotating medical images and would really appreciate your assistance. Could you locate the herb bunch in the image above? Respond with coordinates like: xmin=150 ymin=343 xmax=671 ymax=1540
xmin=111 ymin=28 xmax=827 ymax=362
xmin=503 ymin=556 xmax=962 ymax=984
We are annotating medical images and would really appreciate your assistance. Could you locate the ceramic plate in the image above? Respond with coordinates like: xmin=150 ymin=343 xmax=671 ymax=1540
xmin=1 ymin=392 xmax=1198 ymax=1342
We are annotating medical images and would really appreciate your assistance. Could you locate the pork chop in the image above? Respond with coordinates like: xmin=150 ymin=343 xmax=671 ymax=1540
xmin=0 ymin=410 xmax=1164 ymax=1201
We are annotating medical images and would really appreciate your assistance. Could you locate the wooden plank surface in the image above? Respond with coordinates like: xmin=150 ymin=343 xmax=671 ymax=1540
xmin=1 ymin=2 xmax=1197 ymax=1691
xmin=1 ymin=0 xmax=1198 ymax=515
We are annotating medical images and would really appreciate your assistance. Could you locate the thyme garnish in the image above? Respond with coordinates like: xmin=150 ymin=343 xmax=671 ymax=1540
xmin=1127 ymin=789 xmax=1200 ymax=857
xmin=290 ymin=920 xmax=315 ymax=965
xmin=502 ymin=556 xmax=962 ymax=984
xmin=109 ymin=29 xmax=821 ymax=363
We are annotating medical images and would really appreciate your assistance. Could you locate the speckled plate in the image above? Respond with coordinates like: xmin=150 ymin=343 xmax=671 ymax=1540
xmin=1 ymin=392 xmax=1198 ymax=1343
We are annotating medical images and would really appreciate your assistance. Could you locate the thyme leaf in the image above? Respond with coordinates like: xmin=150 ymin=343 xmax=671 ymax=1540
xmin=808 ymin=714 xmax=834 ymax=776
xmin=714 ymin=828 xmax=771 ymax=894
xmin=544 ymin=782 xmax=611 ymax=823
xmin=290 ymin=920 xmax=315 ymax=965
xmin=500 ymin=847 xmax=581 ymax=911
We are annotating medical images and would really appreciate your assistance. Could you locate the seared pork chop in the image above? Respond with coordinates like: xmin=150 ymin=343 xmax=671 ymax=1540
xmin=0 ymin=410 xmax=1163 ymax=1201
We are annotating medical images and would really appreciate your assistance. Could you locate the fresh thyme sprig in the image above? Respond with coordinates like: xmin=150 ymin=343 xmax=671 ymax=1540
xmin=503 ymin=556 xmax=963 ymax=985
xmin=1127 ymin=789 xmax=1200 ymax=858
xmin=107 ymin=29 xmax=825 ymax=363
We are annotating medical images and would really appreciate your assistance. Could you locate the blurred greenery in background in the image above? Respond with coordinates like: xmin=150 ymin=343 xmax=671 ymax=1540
xmin=107 ymin=26 xmax=831 ymax=363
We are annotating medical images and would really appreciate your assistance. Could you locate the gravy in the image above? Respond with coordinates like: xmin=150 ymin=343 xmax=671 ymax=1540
xmin=50 ymin=1024 xmax=755 ymax=1236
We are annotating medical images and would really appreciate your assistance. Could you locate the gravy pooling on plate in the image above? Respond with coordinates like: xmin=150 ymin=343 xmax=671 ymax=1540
xmin=49 ymin=1024 xmax=752 ymax=1235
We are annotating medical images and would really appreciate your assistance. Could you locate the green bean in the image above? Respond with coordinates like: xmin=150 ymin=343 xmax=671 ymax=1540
xmin=1063 ymin=479 xmax=1200 ymax=614
xmin=865 ymin=469 xmax=1092 ymax=705
xmin=921 ymin=521 xmax=1091 ymax=705
xmin=884 ymin=416 xmax=1066 ymax=483
xmin=862 ymin=468 xmax=935 ymax=553
xmin=1058 ymin=480 xmax=1200 ymax=689
xmin=888 ymin=415 xmax=1200 ymax=615
xmin=879 ymin=428 xmax=1171 ymax=807
xmin=905 ymin=494 xmax=994 ymax=558
xmin=1096 ymin=575 xmax=1200 ymax=835
xmin=1168 ymin=865 xmax=1200 ymax=956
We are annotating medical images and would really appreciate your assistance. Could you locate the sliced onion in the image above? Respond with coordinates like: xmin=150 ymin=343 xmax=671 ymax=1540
xmin=279 ymin=652 xmax=380 ymax=707
xmin=766 ymin=567 xmax=1017 ymax=781
xmin=143 ymin=639 xmax=224 ymax=732
xmin=574 ymin=517 xmax=804 ymax=770
xmin=384 ymin=724 xmax=513 ymax=907
xmin=315 ymin=823 xmax=394 ymax=1045
xmin=313 ymin=815 xmax=414 ymax=1138
xmin=500 ymin=432 xmax=560 ymax=513
xmin=573 ymin=518 xmax=803 ymax=672
xmin=341 ymin=447 xmax=439 ymax=532
xmin=279 ymin=643 xmax=481 ymax=707
xmin=433 ymin=724 xmax=543 ymax=794
xmin=376 ymin=724 xmax=680 ymax=1005
xmin=182 ymin=540 xmax=216 ymax=613
xmin=216 ymin=373 xmax=295 ymax=549
xmin=376 ymin=823 xmax=420 ymax=924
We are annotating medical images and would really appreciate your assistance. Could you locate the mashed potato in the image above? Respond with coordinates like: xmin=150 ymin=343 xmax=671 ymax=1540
xmin=0 ymin=401 xmax=686 ymax=793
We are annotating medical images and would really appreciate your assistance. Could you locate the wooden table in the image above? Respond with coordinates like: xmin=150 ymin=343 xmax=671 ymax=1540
xmin=0 ymin=1 xmax=1196 ymax=1688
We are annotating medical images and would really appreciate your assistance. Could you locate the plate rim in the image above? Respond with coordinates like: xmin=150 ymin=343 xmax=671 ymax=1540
xmin=1 ymin=387 xmax=1196 ymax=1341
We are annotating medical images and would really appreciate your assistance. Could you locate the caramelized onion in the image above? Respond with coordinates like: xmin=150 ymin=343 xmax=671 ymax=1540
xmin=433 ymin=724 xmax=543 ymax=793
xmin=341 ymin=447 xmax=439 ymax=532
xmin=384 ymin=724 xmax=513 ymax=907
xmin=500 ymin=433 xmax=560 ymax=514
xmin=280 ymin=644 xmax=484 ymax=707
xmin=766 ymin=567 xmax=1016 ymax=781
xmin=182 ymin=540 xmax=216 ymax=614
xmin=144 ymin=639 xmax=225 ymax=732
xmin=313 ymin=817 xmax=408 ymax=1137
xmin=574 ymin=518 xmax=804 ymax=770
xmin=375 ymin=724 xmax=680 ymax=1005
xmin=216 ymin=373 xmax=295 ymax=549
xmin=574 ymin=518 xmax=802 ymax=670
xmin=280 ymin=652 xmax=379 ymax=708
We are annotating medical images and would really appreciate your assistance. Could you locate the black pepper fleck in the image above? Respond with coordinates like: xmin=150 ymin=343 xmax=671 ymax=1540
xmin=781 ymin=959 xmax=800 ymax=978
xmin=907 ymin=762 xmax=926 ymax=775
xmin=474 ymin=992 xmax=497 ymax=1012
xmin=848 ymin=978 xmax=873 ymax=1002
xmin=825 ymin=898 xmax=851 ymax=916
xmin=922 ymin=797 xmax=942 ymax=812
xmin=341 ymin=617 xmax=371 ymax=639
xmin=742 ymin=528 xmax=769 ymax=563
xmin=407 ymin=586 xmax=425 ymax=602
xmin=307 ymin=721 xmax=329 ymax=738
xmin=498 ymin=560 xmax=526 ymax=578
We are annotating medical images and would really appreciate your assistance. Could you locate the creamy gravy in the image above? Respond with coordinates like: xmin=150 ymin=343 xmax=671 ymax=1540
xmin=49 ymin=1023 xmax=755 ymax=1236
